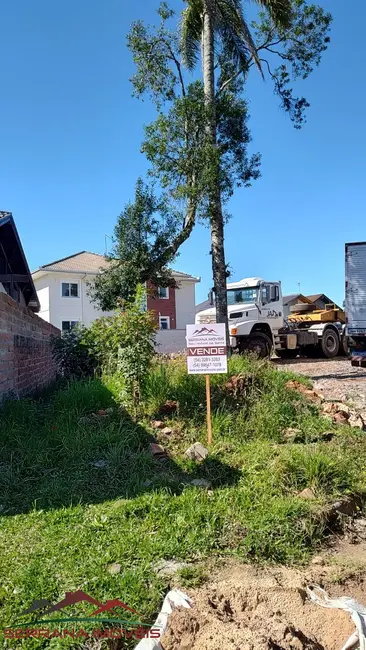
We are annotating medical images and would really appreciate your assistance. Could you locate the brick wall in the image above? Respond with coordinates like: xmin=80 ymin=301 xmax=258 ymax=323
xmin=0 ymin=292 xmax=60 ymax=402
xmin=147 ymin=282 xmax=177 ymax=329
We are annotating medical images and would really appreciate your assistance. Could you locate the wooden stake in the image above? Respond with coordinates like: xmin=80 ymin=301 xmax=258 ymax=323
xmin=205 ymin=374 xmax=212 ymax=445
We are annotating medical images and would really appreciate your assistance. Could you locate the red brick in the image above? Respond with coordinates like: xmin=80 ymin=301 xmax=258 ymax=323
xmin=0 ymin=293 xmax=60 ymax=401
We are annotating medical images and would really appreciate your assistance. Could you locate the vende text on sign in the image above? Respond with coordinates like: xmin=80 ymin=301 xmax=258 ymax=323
xmin=187 ymin=346 xmax=226 ymax=356
xmin=186 ymin=323 xmax=227 ymax=375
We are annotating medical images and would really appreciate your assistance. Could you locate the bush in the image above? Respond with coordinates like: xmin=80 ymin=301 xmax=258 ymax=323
xmin=51 ymin=287 xmax=157 ymax=395
xmin=115 ymin=286 xmax=157 ymax=411
xmin=83 ymin=315 xmax=123 ymax=374
xmin=51 ymin=327 xmax=96 ymax=380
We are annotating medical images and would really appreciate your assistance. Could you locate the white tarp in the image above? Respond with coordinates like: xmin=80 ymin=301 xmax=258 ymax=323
xmin=134 ymin=589 xmax=192 ymax=650
xmin=307 ymin=585 xmax=366 ymax=650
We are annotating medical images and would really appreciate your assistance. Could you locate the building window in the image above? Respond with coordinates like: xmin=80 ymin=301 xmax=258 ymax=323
xmin=159 ymin=316 xmax=170 ymax=330
xmin=158 ymin=286 xmax=169 ymax=299
xmin=62 ymin=320 xmax=79 ymax=332
xmin=62 ymin=282 xmax=79 ymax=298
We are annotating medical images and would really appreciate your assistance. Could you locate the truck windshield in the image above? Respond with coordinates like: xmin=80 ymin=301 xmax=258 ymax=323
xmin=227 ymin=287 xmax=258 ymax=305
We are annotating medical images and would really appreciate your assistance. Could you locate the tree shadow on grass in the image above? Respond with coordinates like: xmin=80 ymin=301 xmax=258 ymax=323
xmin=0 ymin=379 xmax=241 ymax=516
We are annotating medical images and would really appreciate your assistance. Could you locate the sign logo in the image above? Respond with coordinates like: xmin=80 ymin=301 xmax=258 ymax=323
xmin=191 ymin=326 xmax=219 ymax=337
xmin=4 ymin=590 xmax=161 ymax=641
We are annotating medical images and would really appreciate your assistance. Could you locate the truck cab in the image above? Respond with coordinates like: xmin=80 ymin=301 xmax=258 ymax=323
xmin=196 ymin=276 xmax=346 ymax=359
xmin=196 ymin=277 xmax=283 ymax=357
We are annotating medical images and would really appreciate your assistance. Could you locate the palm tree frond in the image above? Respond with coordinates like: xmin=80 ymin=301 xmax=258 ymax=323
xmin=180 ymin=1 xmax=203 ymax=69
xmin=252 ymin=0 xmax=293 ymax=29
xmin=215 ymin=0 xmax=263 ymax=76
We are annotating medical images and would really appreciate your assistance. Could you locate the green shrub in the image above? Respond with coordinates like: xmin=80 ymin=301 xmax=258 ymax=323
xmin=51 ymin=327 xmax=96 ymax=379
xmin=115 ymin=287 xmax=157 ymax=411
xmin=51 ymin=287 xmax=157 ymax=402
xmin=83 ymin=313 xmax=123 ymax=374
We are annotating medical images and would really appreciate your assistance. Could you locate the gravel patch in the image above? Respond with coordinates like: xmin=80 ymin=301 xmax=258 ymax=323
xmin=275 ymin=357 xmax=366 ymax=411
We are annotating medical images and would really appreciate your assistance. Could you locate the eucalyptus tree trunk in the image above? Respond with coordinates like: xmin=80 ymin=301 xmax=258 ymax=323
xmin=202 ymin=1 xmax=229 ymax=337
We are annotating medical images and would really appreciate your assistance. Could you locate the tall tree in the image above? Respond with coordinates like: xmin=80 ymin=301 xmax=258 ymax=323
xmin=90 ymin=4 xmax=260 ymax=311
xmin=180 ymin=0 xmax=294 ymax=330
xmin=126 ymin=3 xmax=260 ymax=304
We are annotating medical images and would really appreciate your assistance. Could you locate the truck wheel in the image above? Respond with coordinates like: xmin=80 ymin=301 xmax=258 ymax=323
xmin=340 ymin=335 xmax=349 ymax=356
xmin=320 ymin=329 xmax=340 ymax=358
xmin=244 ymin=333 xmax=272 ymax=359
xmin=276 ymin=349 xmax=298 ymax=359
xmin=290 ymin=303 xmax=315 ymax=313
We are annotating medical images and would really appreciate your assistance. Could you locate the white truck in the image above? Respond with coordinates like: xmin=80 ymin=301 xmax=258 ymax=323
xmin=345 ymin=242 xmax=366 ymax=367
xmin=196 ymin=277 xmax=347 ymax=359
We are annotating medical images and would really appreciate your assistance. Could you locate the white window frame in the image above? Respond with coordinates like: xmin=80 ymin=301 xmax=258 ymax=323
xmin=61 ymin=280 xmax=80 ymax=299
xmin=159 ymin=316 xmax=170 ymax=330
xmin=158 ymin=286 xmax=169 ymax=300
xmin=61 ymin=319 xmax=80 ymax=333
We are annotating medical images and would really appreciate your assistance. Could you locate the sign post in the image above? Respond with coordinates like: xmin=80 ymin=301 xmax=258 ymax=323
xmin=205 ymin=375 xmax=212 ymax=445
xmin=186 ymin=324 xmax=228 ymax=444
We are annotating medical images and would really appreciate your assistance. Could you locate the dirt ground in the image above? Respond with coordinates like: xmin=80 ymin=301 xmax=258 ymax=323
xmin=162 ymin=548 xmax=366 ymax=650
xmin=275 ymin=357 xmax=366 ymax=412
xmin=161 ymin=358 xmax=366 ymax=650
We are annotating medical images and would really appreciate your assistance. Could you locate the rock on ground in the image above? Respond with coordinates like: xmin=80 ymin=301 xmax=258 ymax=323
xmin=150 ymin=443 xmax=169 ymax=462
xmin=297 ymin=488 xmax=316 ymax=500
xmin=90 ymin=460 xmax=108 ymax=469
xmin=161 ymin=427 xmax=173 ymax=435
xmin=190 ymin=479 xmax=212 ymax=489
xmin=185 ymin=443 xmax=209 ymax=462
xmin=151 ymin=420 xmax=164 ymax=429
xmin=107 ymin=563 xmax=121 ymax=575
xmin=155 ymin=559 xmax=188 ymax=578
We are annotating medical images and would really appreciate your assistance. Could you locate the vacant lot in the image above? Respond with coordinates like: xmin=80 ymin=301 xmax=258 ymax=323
xmin=1 ymin=357 xmax=366 ymax=648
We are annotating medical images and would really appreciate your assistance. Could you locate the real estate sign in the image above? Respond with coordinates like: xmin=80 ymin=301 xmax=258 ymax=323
xmin=186 ymin=324 xmax=227 ymax=375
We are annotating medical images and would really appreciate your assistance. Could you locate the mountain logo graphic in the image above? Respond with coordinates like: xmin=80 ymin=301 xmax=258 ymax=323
xmin=191 ymin=327 xmax=218 ymax=337
xmin=12 ymin=590 xmax=147 ymax=629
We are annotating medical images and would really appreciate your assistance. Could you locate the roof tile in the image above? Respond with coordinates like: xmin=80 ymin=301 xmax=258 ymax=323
xmin=37 ymin=252 xmax=110 ymax=274
xmin=33 ymin=251 xmax=199 ymax=281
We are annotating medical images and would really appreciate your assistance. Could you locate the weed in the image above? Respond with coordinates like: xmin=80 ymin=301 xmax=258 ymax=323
xmin=177 ymin=565 xmax=207 ymax=587
xmin=276 ymin=447 xmax=355 ymax=496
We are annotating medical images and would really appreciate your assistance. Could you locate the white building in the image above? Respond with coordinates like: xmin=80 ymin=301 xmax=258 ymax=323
xmin=32 ymin=251 xmax=200 ymax=352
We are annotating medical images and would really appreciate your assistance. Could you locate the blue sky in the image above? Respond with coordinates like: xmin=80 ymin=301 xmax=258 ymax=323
xmin=1 ymin=0 xmax=364 ymax=305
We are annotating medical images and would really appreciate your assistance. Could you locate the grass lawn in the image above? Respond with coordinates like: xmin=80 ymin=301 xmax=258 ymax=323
xmin=0 ymin=356 xmax=365 ymax=648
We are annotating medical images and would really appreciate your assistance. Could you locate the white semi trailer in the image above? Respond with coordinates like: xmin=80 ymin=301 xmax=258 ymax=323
xmin=345 ymin=242 xmax=366 ymax=367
